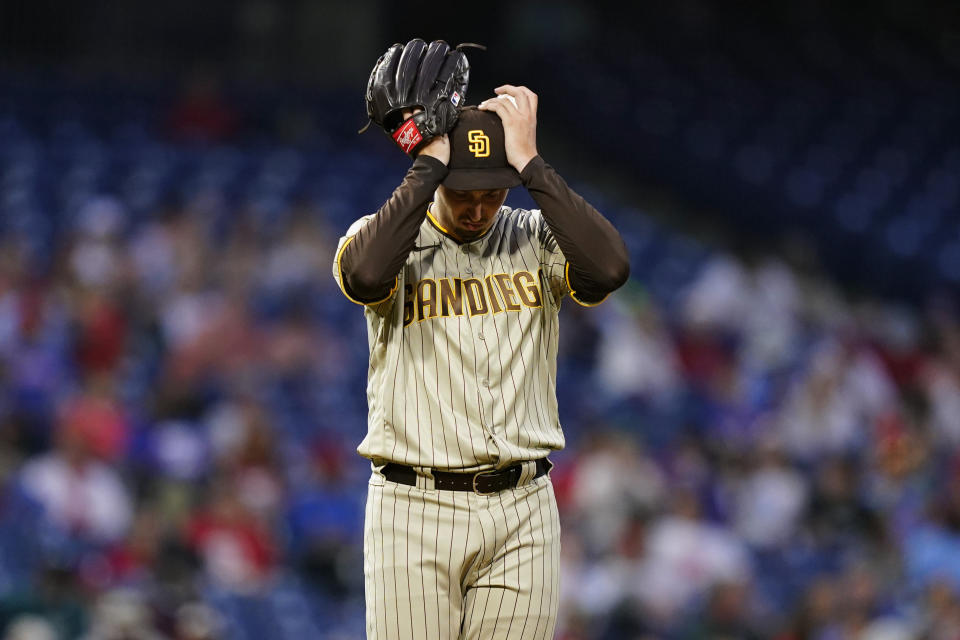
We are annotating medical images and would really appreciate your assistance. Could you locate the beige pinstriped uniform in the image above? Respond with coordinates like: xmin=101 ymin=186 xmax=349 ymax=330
xmin=335 ymin=203 xmax=595 ymax=639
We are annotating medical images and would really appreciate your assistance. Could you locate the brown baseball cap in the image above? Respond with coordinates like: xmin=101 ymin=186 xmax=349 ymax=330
xmin=443 ymin=107 xmax=521 ymax=191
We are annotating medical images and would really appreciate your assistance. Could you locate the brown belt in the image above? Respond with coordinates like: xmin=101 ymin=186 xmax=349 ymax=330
xmin=381 ymin=458 xmax=551 ymax=495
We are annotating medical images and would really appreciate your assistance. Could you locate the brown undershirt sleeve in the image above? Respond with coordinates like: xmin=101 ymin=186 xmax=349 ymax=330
xmin=520 ymin=156 xmax=630 ymax=304
xmin=339 ymin=155 xmax=448 ymax=303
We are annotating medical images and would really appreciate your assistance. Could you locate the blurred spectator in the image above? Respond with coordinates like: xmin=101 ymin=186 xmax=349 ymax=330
xmin=67 ymin=196 xmax=128 ymax=290
xmin=920 ymin=358 xmax=960 ymax=447
xmin=636 ymin=487 xmax=752 ymax=625
xmin=730 ymin=438 xmax=808 ymax=550
xmin=3 ymin=615 xmax=56 ymax=640
xmin=259 ymin=207 xmax=337 ymax=298
xmin=903 ymin=476 xmax=960 ymax=594
xmin=184 ymin=478 xmax=277 ymax=594
xmin=72 ymin=290 xmax=128 ymax=377
xmin=674 ymin=318 xmax=735 ymax=399
xmin=206 ymin=394 xmax=284 ymax=521
xmin=573 ymin=513 xmax=652 ymax=639
xmin=79 ymin=588 xmax=164 ymax=640
xmin=804 ymin=455 xmax=884 ymax=553
xmin=126 ymin=205 xmax=190 ymax=299
xmin=776 ymin=339 xmax=865 ymax=461
xmin=100 ymin=509 xmax=166 ymax=588
xmin=171 ymin=602 xmax=222 ymax=640
xmin=866 ymin=412 xmax=934 ymax=539
xmin=833 ymin=563 xmax=903 ymax=639
xmin=681 ymin=253 xmax=752 ymax=337
xmin=148 ymin=419 xmax=210 ymax=484
xmin=285 ymin=440 xmax=363 ymax=595
xmin=162 ymin=292 xmax=263 ymax=394
xmin=595 ymin=297 xmax=683 ymax=402
xmin=18 ymin=411 xmax=133 ymax=543
xmin=856 ymin=618 xmax=916 ymax=640
xmin=737 ymin=258 xmax=802 ymax=374
xmin=1 ymin=282 xmax=71 ymax=451
xmin=915 ymin=580 xmax=960 ymax=640
xmin=566 ymin=430 xmax=665 ymax=555
xmin=56 ymin=378 xmax=130 ymax=463
xmin=776 ymin=576 xmax=841 ymax=640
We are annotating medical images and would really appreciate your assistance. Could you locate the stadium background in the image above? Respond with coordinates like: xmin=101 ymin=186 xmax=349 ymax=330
xmin=2 ymin=0 xmax=960 ymax=638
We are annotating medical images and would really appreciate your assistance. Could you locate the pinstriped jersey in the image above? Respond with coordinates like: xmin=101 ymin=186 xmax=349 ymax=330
xmin=334 ymin=204 xmax=586 ymax=472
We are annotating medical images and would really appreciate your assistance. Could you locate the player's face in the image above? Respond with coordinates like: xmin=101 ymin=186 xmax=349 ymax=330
xmin=435 ymin=186 xmax=508 ymax=242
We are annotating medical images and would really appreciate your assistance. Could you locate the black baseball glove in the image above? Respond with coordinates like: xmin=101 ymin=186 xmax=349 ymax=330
xmin=361 ymin=38 xmax=482 ymax=155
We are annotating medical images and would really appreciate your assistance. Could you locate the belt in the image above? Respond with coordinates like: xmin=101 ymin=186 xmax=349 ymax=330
xmin=381 ymin=458 xmax=551 ymax=495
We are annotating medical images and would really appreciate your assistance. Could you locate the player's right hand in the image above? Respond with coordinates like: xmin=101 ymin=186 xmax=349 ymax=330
xmin=403 ymin=108 xmax=450 ymax=165
xmin=479 ymin=85 xmax=539 ymax=173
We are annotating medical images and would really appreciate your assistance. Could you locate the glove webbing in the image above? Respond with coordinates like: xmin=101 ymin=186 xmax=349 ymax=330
xmin=358 ymin=42 xmax=487 ymax=135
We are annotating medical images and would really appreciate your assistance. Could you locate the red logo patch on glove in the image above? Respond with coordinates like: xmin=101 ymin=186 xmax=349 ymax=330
xmin=393 ymin=119 xmax=423 ymax=154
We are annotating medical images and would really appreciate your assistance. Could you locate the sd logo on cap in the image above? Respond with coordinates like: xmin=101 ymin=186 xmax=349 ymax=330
xmin=467 ymin=130 xmax=490 ymax=158
xmin=444 ymin=107 xmax=521 ymax=190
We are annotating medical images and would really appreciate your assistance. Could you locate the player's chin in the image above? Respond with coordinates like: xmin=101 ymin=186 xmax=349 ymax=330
xmin=458 ymin=223 xmax=486 ymax=238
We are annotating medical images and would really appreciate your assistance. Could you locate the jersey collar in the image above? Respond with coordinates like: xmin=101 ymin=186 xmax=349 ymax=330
xmin=426 ymin=204 xmax=500 ymax=245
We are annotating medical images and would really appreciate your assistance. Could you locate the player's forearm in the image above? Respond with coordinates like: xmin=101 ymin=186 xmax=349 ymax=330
xmin=340 ymin=156 xmax=448 ymax=301
xmin=521 ymin=156 xmax=630 ymax=301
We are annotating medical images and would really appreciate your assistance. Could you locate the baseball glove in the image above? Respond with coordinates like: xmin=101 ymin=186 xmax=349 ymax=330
xmin=360 ymin=39 xmax=483 ymax=155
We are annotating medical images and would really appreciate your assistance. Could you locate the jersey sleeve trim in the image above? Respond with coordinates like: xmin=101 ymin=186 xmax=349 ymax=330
xmin=565 ymin=262 xmax=610 ymax=307
xmin=335 ymin=235 xmax=399 ymax=306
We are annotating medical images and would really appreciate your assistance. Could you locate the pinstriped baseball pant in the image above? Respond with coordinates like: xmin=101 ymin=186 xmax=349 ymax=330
xmin=363 ymin=471 xmax=561 ymax=639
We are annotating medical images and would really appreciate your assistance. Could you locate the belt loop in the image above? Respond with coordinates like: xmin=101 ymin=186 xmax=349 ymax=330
xmin=517 ymin=460 xmax=537 ymax=486
xmin=414 ymin=466 xmax=435 ymax=490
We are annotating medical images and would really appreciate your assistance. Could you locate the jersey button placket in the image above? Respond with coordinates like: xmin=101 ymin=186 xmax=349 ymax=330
xmin=462 ymin=244 xmax=474 ymax=276
xmin=462 ymin=243 xmax=494 ymax=437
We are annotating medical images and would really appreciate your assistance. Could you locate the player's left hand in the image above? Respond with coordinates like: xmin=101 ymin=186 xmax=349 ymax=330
xmin=478 ymin=85 xmax=538 ymax=173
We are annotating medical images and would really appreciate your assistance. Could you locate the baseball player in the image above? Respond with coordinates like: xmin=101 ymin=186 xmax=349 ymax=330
xmin=335 ymin=40 xmax=629 ymax=639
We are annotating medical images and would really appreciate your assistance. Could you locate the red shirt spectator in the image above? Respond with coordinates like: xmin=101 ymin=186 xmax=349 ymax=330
xmin=185 ymin=481 xmax=277 ymax=593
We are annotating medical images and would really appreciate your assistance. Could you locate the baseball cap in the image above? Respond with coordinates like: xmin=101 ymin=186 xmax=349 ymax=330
xmin=443 ymin=107 xmax=521 ymax=191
